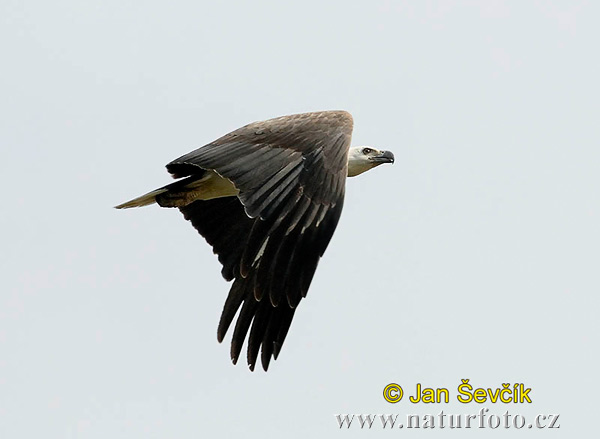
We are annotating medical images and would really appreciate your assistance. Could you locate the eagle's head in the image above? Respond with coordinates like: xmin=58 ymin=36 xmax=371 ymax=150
xmin=347 ymin=146 xmax=395 ymax=177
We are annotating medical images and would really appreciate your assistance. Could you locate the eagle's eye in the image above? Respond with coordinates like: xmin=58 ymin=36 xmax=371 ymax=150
xmin=362 ymin=147 xmax=373 ymax=155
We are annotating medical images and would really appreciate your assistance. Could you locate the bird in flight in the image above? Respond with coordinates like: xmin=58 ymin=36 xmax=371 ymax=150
xmin=116 ymin=111 xmax=394 ymax=371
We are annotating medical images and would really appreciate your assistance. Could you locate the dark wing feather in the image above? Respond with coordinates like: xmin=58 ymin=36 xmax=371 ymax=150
xmin=180 ymin=197 xmax=252 ymax=281
xmin=172 ymin=111 xmax=353 ymax=370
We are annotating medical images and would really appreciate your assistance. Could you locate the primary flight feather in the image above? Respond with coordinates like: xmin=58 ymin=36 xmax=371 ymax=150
xmin=116 ymin=110 xmax=394 ymax=371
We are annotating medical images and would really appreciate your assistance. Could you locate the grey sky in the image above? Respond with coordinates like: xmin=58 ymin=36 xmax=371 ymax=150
xmin=1 ymin=0 xmax=598 ymax=437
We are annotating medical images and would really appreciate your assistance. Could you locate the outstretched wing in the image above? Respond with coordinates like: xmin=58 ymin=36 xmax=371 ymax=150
xmin=169 ymin=111 xmax=353 ymax=370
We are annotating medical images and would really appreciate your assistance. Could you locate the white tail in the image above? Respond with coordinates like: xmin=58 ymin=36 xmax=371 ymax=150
xmin=115 ymin=171 xmax=239 ymax=209
xmin=114 ymin=188 xmax=168 ymax=209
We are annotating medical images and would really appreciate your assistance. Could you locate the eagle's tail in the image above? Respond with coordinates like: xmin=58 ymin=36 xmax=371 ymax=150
xmin=115 ymin=170 xmax=241 ymax=209
xmin=114 ymin=174 xmax=211 ymax=209
xmin=114 ymin=188 xmax=169 ymax=209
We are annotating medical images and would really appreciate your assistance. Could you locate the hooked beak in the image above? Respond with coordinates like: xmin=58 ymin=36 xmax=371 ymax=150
xmin=370 ymin=150 xmax=395 ymax=164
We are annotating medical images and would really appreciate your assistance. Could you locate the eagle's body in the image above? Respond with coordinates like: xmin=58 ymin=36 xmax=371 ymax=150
xmin=116 ymin=110 xmax=394 ymax=370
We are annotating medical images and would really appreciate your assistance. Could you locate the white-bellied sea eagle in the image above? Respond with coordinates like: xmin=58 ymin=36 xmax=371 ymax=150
xmin=116 ymin=110 xmax=394 ymax=371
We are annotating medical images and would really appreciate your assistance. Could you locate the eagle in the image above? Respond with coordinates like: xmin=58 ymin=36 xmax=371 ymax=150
xmin=116 ymin=111 xmax=394 ymax=371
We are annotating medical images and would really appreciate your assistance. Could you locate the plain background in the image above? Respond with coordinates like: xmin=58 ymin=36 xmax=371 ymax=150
xmin=1 ymin=0 xmax=598 ymax=437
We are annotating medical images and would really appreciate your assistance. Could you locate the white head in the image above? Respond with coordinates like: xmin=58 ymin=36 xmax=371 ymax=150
xmin=347 ymin=146 xmax=395 ymax=177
